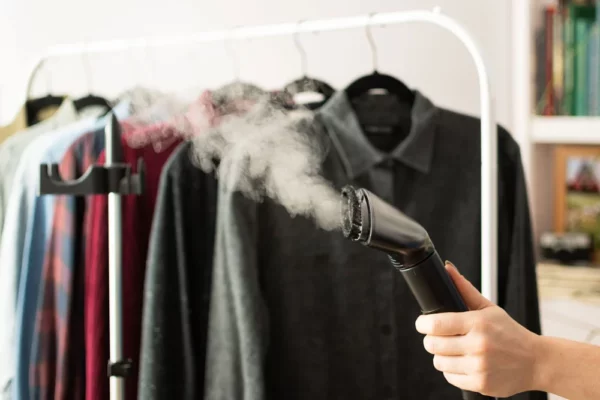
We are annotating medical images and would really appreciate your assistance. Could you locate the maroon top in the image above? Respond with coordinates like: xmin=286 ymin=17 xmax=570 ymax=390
xmin=85 ymin=128 xmax=181 ymax=400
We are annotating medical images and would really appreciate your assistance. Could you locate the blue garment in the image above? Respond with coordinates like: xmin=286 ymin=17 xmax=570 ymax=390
xmin=0 ymin=101 xmax=79 ymax=400
xmin=12 ymin=102 xmax=130 ymax=400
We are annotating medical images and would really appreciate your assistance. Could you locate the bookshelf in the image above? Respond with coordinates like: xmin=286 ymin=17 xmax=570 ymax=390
xmin=512 ymin=6 xmax=600 ymax=394
xmin=512 ymin=0 xmax=600 ymax=244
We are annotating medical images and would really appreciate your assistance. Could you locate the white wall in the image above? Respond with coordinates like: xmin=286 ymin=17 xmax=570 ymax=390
xmin=0 ymin=0 xmax=513 ymax=131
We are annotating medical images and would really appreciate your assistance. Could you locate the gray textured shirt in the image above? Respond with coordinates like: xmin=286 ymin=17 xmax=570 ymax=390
xmin=139 ymin=142 xmax=218 ymax=400
xmin=205 ymin=91 xmax=544 ymax=400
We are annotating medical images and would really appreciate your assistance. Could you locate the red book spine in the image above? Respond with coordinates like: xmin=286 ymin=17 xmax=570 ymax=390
xmin=544 ymin=6 xmax=556 ymax=115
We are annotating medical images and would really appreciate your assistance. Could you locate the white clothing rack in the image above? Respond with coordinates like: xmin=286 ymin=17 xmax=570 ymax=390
xmin=28 ymin=9 xmax=497 ymax=400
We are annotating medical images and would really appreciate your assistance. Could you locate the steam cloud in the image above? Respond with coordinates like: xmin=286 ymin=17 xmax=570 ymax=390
xmin=126 ymin=84 xmax=342 ymax=230
xmin=191 ymin=97 xmax=342 ymax=231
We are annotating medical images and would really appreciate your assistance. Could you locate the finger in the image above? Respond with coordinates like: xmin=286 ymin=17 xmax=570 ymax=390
xmin=445 ymin=262 xmax=493 ymax=310
xmin=443 ymin=372 xmax=481 ymax=393
xmin=433 ymin=355 xmax=469 ymax=374
xmin=423 ymin=334 xmax=470 ymax=356
xmin=415 ymin=312 xmax=472 ymax=336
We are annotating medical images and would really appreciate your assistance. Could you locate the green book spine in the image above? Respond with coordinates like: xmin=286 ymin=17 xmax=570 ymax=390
xmin=564 ymin=8 xmax=575 ymax=115
xmin=565 ymin=4 xmax=596 ymax=115
xmin=588 ymin=23 xmax=600 ymax=115
xmin=575 ymin=19 xmax=591 ymax=115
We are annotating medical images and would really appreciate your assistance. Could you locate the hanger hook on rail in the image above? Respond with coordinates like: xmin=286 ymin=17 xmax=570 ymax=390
xmin=365 ymin=12 xmax=379 ymax=72
xmin=294 ymin=20 xmax=309 ymax=77
xmin=44 ymin=59 xmax=54 ymax=98
xmin=225 ymin=27 xmax=241 ymax=82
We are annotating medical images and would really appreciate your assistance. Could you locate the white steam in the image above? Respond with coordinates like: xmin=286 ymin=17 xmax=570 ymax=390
xmin=191 ymin=98 xmax=341 ymax=231
xmin=126 ymin=84 xmax=342 ymax=231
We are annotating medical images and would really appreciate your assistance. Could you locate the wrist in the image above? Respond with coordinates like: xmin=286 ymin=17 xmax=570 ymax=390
xmin=531 ymin=334 xmax=554 ymax=392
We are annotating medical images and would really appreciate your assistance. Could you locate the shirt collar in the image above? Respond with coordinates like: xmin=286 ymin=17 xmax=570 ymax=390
xmin=317 ymin=90 xmax=439 ymax=178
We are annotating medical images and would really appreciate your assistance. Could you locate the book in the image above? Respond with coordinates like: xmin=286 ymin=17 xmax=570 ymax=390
xmin=563 ymin=5 xmax=576 ymax=115
xmin=564 ymin=3 xmax=596 ymax=115
xmin=574 ymin=17 xmax=592 ymax=115
xmin=545 ymin=7 xmax=556 ymax=115
xmin=595 ymin=0 xmax=600 ymax=114
xmin=554 ymin=8 xmax=565 ymax=114
xmin=588 ymin=23 xmax=600 ymax=115
xmin=535 ymin=27 xmax=547 ymax=115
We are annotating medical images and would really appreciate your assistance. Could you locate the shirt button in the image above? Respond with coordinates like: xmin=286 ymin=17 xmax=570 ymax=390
xmin=380 ymin=324 xmax=392 ymax=336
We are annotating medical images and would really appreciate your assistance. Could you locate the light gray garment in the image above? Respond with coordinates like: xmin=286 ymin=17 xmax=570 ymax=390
xmin=0 ymin=99 xmax=78 ymax=244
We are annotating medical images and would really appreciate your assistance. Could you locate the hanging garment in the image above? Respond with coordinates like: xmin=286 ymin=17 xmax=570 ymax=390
xmin=0 ymin=99 xmax=79 ymax=399
xmin=12 ymin=101 xmax=129 ymax=400
xmin=1 ymin=117 xmax=98 ymax=400
xmin=0 ymin=106 xmax=27 ymax=145
xmin=204 ymin=90 xmax=544 ymax=400
xmin=84 ymin=130 xmax=181 ymax=400
xmin=138 ymin=142 xmax=219 ymax=400
xmin=29 ymin=110 xmax=131 ymax=400
xmin=0 ymin=99 xmax=78 ymax=245
xmin=9 ymin=112 xmax=107 ymax=400
xmin=136 ymin=88 xmax=278 ymax=400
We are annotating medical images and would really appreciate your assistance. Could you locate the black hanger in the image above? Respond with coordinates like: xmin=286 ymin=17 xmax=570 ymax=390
xmin=282 ymin=22 xmax=335 ymax=109
xmin=346 ymin=14 xmax=414 ymax=107
xmin=73 ymin=51 xmax=113 ymax=115
xmin=283 ymin=76 xmax=335 ymax=102
xmin=74 ymin=94 xmax=113 ymax=114
xmin=26 ymin=94 xmax=65 ymax=126
xmin=345 ymin=70 xmax=414 ymax=106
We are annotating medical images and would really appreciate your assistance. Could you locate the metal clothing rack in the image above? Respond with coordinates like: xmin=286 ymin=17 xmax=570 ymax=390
xmin=34 ymin=9 xmax=497 ymax=400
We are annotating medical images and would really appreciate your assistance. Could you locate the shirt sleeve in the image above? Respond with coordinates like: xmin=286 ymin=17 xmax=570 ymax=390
xmin=0 ymin=166 xmax=30 ymax=397
xmin=503 ymin=153 xmax=547 ymax=400
xmin=138 ymin=164 xmax=181 ymax=399
xmin=504 ymin=155 xmax=542 ymax=333
xmin=139 ymin=143 xmax=216 ymax=400
xmin=204 ymin=172 xmax=269 ymax=400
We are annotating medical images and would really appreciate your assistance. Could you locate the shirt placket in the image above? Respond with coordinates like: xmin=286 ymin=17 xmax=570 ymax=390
xmin=372 ymin=161 xmax=398 ymax=400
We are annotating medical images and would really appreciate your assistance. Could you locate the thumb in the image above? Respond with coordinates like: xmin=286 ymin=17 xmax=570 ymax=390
xmin=445 ymin=261 xmax=493 ymax=310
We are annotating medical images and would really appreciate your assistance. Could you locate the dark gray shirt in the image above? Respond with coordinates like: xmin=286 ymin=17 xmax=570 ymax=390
xmin=139 ymin=142 xmax=218 ymax=400
xmin=205 ymin=91 xmax=544 ymax=400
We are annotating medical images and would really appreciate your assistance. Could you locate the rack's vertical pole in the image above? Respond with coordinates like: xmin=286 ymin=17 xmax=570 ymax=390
xmin=106 ymin=113 xmax=125 ymax=400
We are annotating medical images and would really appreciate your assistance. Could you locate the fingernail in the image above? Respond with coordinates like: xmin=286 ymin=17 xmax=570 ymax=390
xmin=415 ymin=316 xmax=425 ymax=333
xmin=445 ymin=260 xmax=458 ymax=272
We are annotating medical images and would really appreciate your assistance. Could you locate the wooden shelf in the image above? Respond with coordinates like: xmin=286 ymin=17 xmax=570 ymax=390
xmin=537 ymin=263 xmax=600 ymax=303
xmin=531 ymin=116 xmax=600 ymax=144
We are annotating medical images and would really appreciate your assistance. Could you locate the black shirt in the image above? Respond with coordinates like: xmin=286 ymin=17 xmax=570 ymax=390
xmin=205 ymin=91 xmax=545 ymax=400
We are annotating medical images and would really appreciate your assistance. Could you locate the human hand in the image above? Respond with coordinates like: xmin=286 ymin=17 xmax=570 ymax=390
xmin=415 ymin=262 xmax=541 ymax=397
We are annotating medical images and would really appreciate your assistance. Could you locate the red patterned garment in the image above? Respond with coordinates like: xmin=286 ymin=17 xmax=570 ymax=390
xmin=30 ymin=124 xmax=125 ymax=400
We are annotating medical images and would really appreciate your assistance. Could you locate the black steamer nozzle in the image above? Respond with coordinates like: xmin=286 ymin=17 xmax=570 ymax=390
xmin=341 ymin=186 xmax=494 ymax=400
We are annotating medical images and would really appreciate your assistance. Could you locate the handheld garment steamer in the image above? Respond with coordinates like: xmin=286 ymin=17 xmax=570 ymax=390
xmin=341 ymin=186 xmax=494 ymax=400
